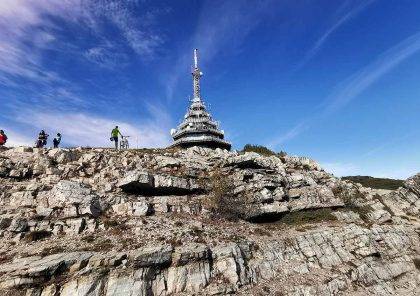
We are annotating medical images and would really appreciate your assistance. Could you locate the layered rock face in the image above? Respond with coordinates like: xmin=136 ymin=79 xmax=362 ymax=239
xmin=0 ymin=146 xmax=419 ymax=295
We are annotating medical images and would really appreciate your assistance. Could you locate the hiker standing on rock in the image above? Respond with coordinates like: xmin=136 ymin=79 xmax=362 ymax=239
xmin=53 ymin=133 xmax=62 ymax=148
xmin=0 ymin=130 xmax=8 ymax=147
xmin=36 ymin=130 xmax=49 ymax=148
xmin=110 ymin=126 xmax=122 ymax=149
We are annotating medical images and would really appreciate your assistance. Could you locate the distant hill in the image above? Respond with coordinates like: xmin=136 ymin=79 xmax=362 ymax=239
xmin=342 ymin=175 xmax=404 ymax=190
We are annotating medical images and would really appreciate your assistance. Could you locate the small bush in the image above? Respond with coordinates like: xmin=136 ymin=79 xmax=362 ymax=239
xmin=333 ymin=183 xmax=375 ymax=223
xmin=278 ymin=151 xmax=287 ymax=157
xmin=167 ymin=237 xmax=183 ymax=247
xmin=242 ymin=144 xmax=277 ymax=156
xmin=81 ymin=234 xmax=95 ymax=243
xmin=119 ymin=237 xmax=137 ymax=250
xmin=352 ymin=205 xmax=374 ymax=222
xmin=374 ymin=194 xmax=395 ymax=216
xmin=103 ymin=218 xmax=119 ymax=229
xmin=39 ymin=246 xmax=65 ymax=257
xmin=253 ymin=227 xmax=272 ymax=237
xmin=102 ymin=217 xmax=130 ymax=235
xmin=94 ymin=239 xmax=114 ymax=251
xmin=189 ymin=226 xmax=204 ymax=237
xmin=342 ymin=176 xmax=403 ymax=190
xmin=205 ymin=169 xmax=251 ymax=220
xmin=279 ymin=208 xmax=337 ymax=225
xmin=25 ymin=230 xmax=51 ymax=242
xmin=174 ymin=221 xmax=184 ymax=227
xmin=0 ymin=251 xmax=15 ymax=264
xmin=302 ymin=164 xmax=311 ymax=170
xmin=413 ymin=258 xmax=420 ymax=270
xmin=332 ymin=184 xmax=365 ymax=207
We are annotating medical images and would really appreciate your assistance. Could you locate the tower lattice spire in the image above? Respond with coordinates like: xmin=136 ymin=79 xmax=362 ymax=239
xmin=192 ymin=49 xmax=203 ymax=101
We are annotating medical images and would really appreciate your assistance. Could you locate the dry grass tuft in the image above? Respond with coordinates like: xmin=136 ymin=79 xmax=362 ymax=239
xmin=24 ymin=230 xmax=52 ymax=242
xmin=204 ymin=169 xmax=252 ymax=221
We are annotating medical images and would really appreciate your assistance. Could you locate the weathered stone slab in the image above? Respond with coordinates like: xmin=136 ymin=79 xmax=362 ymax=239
xmin=131 ymin=245 xmax=173 ymax=268
xmin=118 ymin=170 xmax=201 ymax=195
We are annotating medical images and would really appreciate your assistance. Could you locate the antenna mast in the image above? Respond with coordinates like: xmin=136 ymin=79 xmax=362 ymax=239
xmin=194 ymin=49 xmax=198 ymax=68
xmin=192 ymin=48 xmax=202 ymax=101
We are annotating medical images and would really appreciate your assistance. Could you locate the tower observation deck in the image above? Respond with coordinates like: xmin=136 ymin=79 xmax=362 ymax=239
xmin=170 ymin=49 xmax=231 ymax=150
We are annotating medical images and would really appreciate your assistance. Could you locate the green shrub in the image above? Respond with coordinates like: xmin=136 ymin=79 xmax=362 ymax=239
xmin=342 ymin=176 xmax=403 ymax=190
xmin=278 ymin=151 xmax=287 ymax=157
xmin=81 ymin=234 xmax=95 ymax=243
xmin=24 ymin=230 xmax=51 ymax=242
xmin=205 ymin=169 xmax=251 ymax=220
xmin=103 ymin=218 xmax=119 ymax=229
xmin=242 ymin=144 xmax=277 ymax=156
xmin=352 ymin=205 xmax=374 ymax=222
xmin=278 ymin=208 xmax=337 ymax=225
xmin=333 ymin=183 xmax=374 ymax=222
xmin=413 ymin=258 xmax=420 ymax=270
xmin=332 ymin=184 xmax=365 ymax=207
xmin=39 ymin=246 xmax=65 ymax=257
xmin=96 ymin=239 xmax=114 ymax=251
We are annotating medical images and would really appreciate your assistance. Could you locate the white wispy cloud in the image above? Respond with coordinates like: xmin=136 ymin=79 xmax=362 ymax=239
xmin=11 ymin=105 xmax=172 ymax=148
xmin=295 ymin=0 xmax=375 ymax=70
xmin=0 ymin=0 xmax=164 ymax=88
xmin=0 ymin=0 xmax=171 ymax=149
xmin=0 ymin=128 xmax=33 ymax=147
xmin=269 ymin=30 xmax=420 ymax=148
xmin=324 ymin=31 xmax=420 ymax=113
xmin=267 ymin=122 xmax=308 ymax=149
xmin=84 ymin=0 xmax=164 ymax=58
xmin=84 ymin=42 xmax=129 ymax=69
xmin=361 ymin=131 xmax=417 ymax=158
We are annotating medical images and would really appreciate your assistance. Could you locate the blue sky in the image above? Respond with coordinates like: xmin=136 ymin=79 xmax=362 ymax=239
xmin=0 ymin=0 xmax=419 ymax=179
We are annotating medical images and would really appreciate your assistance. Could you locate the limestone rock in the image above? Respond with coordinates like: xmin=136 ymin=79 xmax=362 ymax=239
xmin=37 ymin=181 xmax=102 ymax=218
xmin=112 ymin=201 xmax=151 ymax=216
xmin=9 ymin=218 xmax=28 ymax=232
xmin=0 ymin=147 xmax=419 ymax=295
xmin=118 ymin=170 xmax=200 ymax=195
xmin=404 ymin=173 xmax=420 ymax=196
xmin=131 ymin=245 xmax=173 ymax=268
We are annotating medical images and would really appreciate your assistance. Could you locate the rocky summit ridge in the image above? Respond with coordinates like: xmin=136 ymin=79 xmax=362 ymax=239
xmin=0 ymin=146 xmax=419 ymax=295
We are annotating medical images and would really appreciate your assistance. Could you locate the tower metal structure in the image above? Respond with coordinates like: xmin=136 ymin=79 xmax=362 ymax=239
xmin=170 ymin=49 xmax=231 ymax=150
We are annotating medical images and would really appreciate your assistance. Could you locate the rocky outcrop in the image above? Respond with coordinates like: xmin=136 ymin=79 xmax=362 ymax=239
xmin=118 ymin=170 xmax=201 ymax=195
xmin=0 ymin=146 xmax=419 ymax=295
xmin=380 ymin=174 xmax=420 ymax=217
xmin=36 ymin=180 xmax=102 ymax=218
xmin=1 ymin=224 xmax=418 ymax=295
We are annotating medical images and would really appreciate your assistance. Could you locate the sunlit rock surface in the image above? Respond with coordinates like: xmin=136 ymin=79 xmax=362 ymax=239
xmin=0 ymin=146 xmax=419 ymax=295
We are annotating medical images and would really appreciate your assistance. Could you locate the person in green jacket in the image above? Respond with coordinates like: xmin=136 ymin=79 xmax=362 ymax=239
xmin=110 ymin=126 xmax=122 ymax=149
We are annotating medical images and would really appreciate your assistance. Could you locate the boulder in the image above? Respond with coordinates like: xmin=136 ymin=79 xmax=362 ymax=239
xmin=225 ymin=152 xmax=285 ymax=172
xmin=404 ymin=173 xmax=420 ymax=196
xmin=10 ymin=191 xmax=35 ymax=207
xmin=9 ymin=218 xmax=28 ymax=233
xmin=0 ymin=252 xmax=94 ymax=288
xmin=118 ymin=170 xmax=200 ymax=195
xmin=112 ymin=201 xmax=151 ymax=217
xmin=131 ymin=245 xmax=173 ymax=268
xmin=0 ymin=217 xmax=12 ymax=229
xmin=37 ymin=181 xmax=102 ymax=218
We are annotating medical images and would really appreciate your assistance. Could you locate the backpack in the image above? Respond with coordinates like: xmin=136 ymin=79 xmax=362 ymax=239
xmin=0 ymin=134 xmax=6 ymax=145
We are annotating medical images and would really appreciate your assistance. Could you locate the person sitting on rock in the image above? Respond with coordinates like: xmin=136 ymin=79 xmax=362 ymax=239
xmin=53 ymin=133 xmax=62 ymax=148
xmin=36 ymin=130 xmax=49 ymax=148
xmin=0 ymin=130 xmax=8 ymax=147
xmin=110 ymin=126 xmax=122 ymax=149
